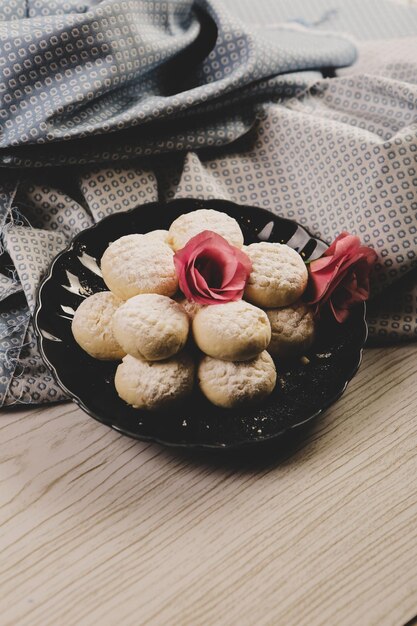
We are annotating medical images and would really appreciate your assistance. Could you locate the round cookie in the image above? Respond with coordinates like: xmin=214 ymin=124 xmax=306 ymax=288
xmin=244 ymin=242 xmax=308 ymax=308
xmin=168 ymin=209 xmax=244 ymax=251
xmin=71 ymin=291 xmax=125 ymax=360
xmin=101 ymin=234 xmax=178 ymax=300
xmin=198 ymin=351 xmax=277 ymax=408
xmin=115 ymin=352 xmax=194 ymax=410
xmin=266 ymin=302 xmax=315 ymax=358
xmin=192 ymin=301 xmax=271 ymax=361
xmin=112 ymin=294 xmax=189 ymax=361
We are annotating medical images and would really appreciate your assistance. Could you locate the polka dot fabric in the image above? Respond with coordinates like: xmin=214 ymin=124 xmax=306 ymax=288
xmin=16 ymin=181 xmax=93 ymax=236
xmin=0 ymin=0 xmax=355 ymax=167
xmin=0 ymin=295 xmax=31 ymax=405
xmin=3 ymin=321 xmax=67 ymax=406
xmin=79 ymin=165 xmax=158 ymax=221
xmin=1 ymin=1 xmax=417 ymax=406
xmin=3 ymin=226 xmax=68 ymax=312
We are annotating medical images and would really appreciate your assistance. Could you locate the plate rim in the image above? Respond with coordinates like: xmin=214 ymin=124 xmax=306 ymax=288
xmin=33 ymin=198 xmax=368 ymax=450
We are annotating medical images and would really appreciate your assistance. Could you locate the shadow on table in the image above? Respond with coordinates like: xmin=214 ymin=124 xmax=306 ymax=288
xmin=157 ymin=419 xmax=321 ymax=473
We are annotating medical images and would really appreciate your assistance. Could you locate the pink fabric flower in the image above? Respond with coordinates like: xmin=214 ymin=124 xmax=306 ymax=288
xmin=306 ymin=232 xmax=377 ymax=323
xmin=174 ymin=230 xmax=252 ymax=305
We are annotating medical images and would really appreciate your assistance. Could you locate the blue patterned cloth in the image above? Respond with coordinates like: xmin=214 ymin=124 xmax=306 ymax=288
xmin=0 ymin=0 xmax=355 ymax=166
xmin=1 ymin=0 xmax=417 ymax=406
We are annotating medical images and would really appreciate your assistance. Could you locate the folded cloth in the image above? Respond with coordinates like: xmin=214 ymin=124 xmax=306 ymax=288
xmin=0 ymin=0 xmax=416 ymax=407
xmin=0 ymin=0 xmax=355 ymax=166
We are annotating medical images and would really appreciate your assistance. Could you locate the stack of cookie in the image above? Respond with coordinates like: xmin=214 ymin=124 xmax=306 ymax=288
xmin=71 ymin=209 xmax=315 ymax=411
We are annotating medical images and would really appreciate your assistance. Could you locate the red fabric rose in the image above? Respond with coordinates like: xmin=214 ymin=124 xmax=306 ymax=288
xmin=306 ymin=232 xmax=377 ymax=323
xmin=173 ymin=230 xmax=252 ymax=305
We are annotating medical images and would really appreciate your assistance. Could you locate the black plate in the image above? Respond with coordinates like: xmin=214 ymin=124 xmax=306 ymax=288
xmin=34 ymin=199 xmax=367 ymax=450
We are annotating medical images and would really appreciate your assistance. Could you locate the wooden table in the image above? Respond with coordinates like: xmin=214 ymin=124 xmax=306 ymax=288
xmin=1 ymin=344 xmax=416 ymax=626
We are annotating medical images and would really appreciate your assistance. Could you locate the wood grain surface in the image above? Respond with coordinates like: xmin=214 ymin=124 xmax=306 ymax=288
xmin=1 ymin=345 xmax=417 ymax=626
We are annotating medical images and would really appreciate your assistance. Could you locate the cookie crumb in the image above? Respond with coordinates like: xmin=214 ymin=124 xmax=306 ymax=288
xmin=316 ymin=352 xmax=332 ymax=359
